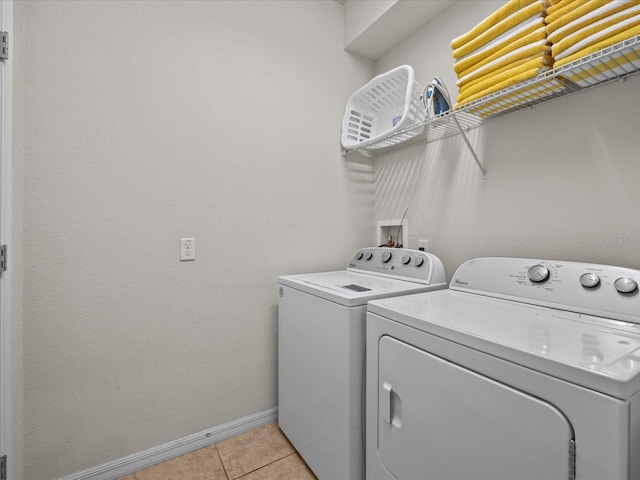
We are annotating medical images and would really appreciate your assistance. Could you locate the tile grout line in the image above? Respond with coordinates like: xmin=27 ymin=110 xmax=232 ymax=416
xmin=214 ymin=444 xmax=231 ymax=480
xmin=233 ymin=451 xmax=300 ymax=480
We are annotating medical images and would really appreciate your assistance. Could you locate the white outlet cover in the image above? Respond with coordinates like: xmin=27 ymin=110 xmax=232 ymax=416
xmin=180 ymin=238 xmax=195 ymax=261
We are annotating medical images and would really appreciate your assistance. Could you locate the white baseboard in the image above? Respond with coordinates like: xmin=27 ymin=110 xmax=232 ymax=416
xmin=57 ymin=407 xmax=279 ymax=480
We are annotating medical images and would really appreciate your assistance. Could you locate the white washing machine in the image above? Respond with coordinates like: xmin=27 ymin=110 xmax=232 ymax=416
xmin=366 ymin=257 xmax=640 ymax=480
xmin=278 ymin=247 xmax=446 ymax=480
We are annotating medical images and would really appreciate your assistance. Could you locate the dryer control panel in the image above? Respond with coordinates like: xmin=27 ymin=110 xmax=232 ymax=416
xmin=347 ymin=247 xmax=446 ymax=285
xmin=451 ymin=257 xmax=640 ymax=324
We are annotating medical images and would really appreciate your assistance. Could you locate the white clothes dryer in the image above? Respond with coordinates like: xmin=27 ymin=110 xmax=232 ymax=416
xmin=366 ymin=257 xmax=640 ymax=480
xmin=278 ymin=247 xmax=446 ymax=480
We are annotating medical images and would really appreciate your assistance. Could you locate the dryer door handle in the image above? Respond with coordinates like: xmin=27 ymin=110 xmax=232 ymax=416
xmin=382 ymin=382 xmax=402 ymax=427
xmin=382 ymin=382 xmax=393 ymax=424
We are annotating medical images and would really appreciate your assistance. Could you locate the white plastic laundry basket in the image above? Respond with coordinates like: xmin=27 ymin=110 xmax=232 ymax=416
xmin=341 ymin=65 xmax=425 ymax=151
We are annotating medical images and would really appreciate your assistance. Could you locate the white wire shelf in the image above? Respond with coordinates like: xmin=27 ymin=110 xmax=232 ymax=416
xmin=458 ymin=34 xmax=640 ymax=119
xmin=342 ymin=34 xmax=640 ymax=163
xmin=341 ymin=110 xmax=482 ymax=156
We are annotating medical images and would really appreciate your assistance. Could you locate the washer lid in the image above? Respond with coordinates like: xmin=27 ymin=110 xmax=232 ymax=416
xmin=368 ymin=290 xmax=640 ymax=399
xmin=279 ymin=270 xmax=445 ymax=307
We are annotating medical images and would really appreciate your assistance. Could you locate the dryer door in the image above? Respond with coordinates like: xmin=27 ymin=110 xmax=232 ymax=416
xmin=377 ymin=336 xmax=574 ymax=480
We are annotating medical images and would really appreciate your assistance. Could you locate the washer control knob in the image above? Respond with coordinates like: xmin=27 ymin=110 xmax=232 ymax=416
xmin=614 ymin=277 xmax=638 ymax=294
xmin=528 ymin=264 xmax=550 ymax=283
xmin=579 ymin=272 xmax=600 ymax=288
xmin=356 ymin=251 xmax=364 ymax=260
xmin=402 ymin=255 xmax=411 ymax=265
xmin=414 ymin=257 xmax=425 ymax=267
xmin=364 ymin=251 xmax=373 ymax=261
xmin=381 ymin=251 xmax=392 ymax=263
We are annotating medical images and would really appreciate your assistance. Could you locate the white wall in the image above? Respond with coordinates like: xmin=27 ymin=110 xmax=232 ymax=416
xmin=17 ymin=1 xmax=640 ymax=478
xmin=343 ymin=0 xmax=396 ymax=47
xmin=17 ymin=1 xmax=373 ymax=478
xmin=374 ymin=1 xmax=640 ymax=278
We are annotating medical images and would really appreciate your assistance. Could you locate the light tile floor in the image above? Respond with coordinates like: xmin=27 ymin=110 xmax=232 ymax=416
xmin=119 ymin=423 xmax=317 ymax=480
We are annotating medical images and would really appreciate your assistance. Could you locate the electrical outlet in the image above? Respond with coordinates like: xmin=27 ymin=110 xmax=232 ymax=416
xmin=180 ymin=238 xmax=195 ymax=261
xmin=419 ymin=239 xmax=429 ymax=252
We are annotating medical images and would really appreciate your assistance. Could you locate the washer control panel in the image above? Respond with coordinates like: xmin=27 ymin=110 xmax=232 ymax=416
xmin=527 ymin=264 xmax=550 ymax=283
xmin=451 ymin=257 xmax=640 ymax=323
xmin=347 ymin=247 xmax=445 ymax=285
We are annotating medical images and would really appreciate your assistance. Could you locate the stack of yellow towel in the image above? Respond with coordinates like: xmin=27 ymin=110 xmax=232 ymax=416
xmin=452 ymin=0 xmax=552 ymax=108
xmin=450 ymin=0 xmax=640 ymax=115
xmin=547 ymin=0 xmax=640 ymax=69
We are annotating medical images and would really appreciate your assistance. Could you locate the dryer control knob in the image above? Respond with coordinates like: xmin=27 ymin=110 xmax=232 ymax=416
xmin=364 ymin=252 xmax=373 ymax=261
xmin=382 ymin=251 xmax=392 ymax=263
xmin=402 ymin=255 xmax=411 ymax=265
xmin=414 ymin=257 xmax=425 ymax=267
xmin=528 ymin=264 xmax=550 ymax=283
xmin=614 ymin=277 xmax=638 ymax=294
xmin=579 ymin=272 xmax=600 ymax=288
xmin=355 ymin=251 xmax=364 ymax=260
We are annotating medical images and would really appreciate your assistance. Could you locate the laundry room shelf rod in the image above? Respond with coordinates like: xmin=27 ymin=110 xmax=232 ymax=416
xmin=342 ymin=34 xmax=640 ymax=170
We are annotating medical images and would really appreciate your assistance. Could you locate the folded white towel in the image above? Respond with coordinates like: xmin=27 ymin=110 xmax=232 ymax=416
xmin=456 ymin=16 xmax=545 ymax=64
xmin=455 ymin=17 xmax=545 ymax=74
xmin=451 ymin=0 xmax=540 ymax=50
xmin=549 ymin=1 xmax=640 ymax=44
xmin=452 ymin=1 xmax=546 ymax=59
xmin=457 ymin=39 xmax=549 ymax=86
xmin=554 ymin=10 xmax=640 ymax=61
